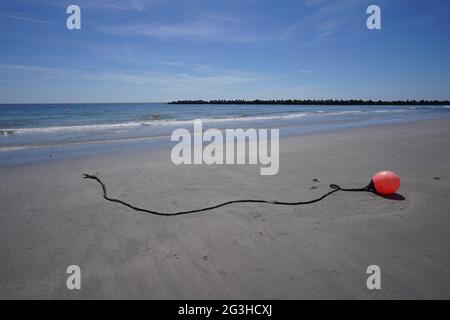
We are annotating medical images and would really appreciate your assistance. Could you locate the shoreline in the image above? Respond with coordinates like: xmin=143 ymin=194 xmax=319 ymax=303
xmin=1 ymin=116 xmax=449 ymax=167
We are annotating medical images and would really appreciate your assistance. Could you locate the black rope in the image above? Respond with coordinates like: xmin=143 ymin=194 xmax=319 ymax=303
xmin=83 ymin=173 xmax=375 ymax=217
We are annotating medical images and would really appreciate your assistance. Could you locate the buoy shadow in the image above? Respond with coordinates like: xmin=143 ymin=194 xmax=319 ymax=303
xmin=375 ymin=192 xmax=405 ymax=201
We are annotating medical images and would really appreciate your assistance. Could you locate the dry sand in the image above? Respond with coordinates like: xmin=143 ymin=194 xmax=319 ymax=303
xmin=0 ymin=118 xmax=449 ymax=299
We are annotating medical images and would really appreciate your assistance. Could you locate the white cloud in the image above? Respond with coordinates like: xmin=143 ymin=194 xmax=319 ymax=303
xmin=0 ymin=13 xmax=53 ymax=24
xmin=84 ymin=0 xmax=158 ymax=11
xmin=300 ymin=0 xmax=373 ymax=45
xmin=0 ymin=62 xmax=270 ymax=92
xmin=97 ymin=12 xmax=296 ymax=43
xmin=82 ymin=69 xmax=270 ymax=89
xmin=0 ymin=64 xmax=62 ymax=74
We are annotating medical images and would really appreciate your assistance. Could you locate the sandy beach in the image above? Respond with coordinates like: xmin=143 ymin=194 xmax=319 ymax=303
xmin=0 ymin=118 xmax=449 ymax=299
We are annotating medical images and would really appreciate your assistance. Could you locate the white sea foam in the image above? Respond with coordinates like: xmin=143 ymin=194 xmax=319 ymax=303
xmin=152 ymin=112 xmax=309 ymax=125
xmin=1 ymin=109 xmax=413 ymax=136
xmin=3 ymin=122 xmax=143 ymax=135
xmin=325 ymin=110 xmax=364 ymax=116
xmin=373 ymin=109 xmax=408 ymax=113
xmin=0 ymin=113 xmax=310 ymax=135
xmin=0 ymin=146 xmax=30 ymax=152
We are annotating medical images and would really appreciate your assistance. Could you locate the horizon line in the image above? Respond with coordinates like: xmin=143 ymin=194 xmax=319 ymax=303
xmin=1 ymin=99 xmax=450 ymax=106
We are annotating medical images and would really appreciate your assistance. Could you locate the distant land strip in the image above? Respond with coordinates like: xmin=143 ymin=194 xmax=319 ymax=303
xmin=168 ymin=99 xmax=450 ymax=105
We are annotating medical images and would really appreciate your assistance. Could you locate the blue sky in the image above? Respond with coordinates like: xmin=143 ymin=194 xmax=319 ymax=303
xmin=0 ymin=0 xmax=449 ymax=103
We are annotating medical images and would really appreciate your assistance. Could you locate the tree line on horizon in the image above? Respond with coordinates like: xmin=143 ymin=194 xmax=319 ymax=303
xmin=168 ymin=99 xmax=450 ymax=106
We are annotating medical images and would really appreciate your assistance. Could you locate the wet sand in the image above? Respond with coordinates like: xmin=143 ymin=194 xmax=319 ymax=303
xmin=0 ymin=118 xmax=449 ymax=299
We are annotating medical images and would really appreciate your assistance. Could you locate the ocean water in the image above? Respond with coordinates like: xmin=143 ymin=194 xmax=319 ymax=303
xmin=0 ymin=103 xmax=449 ymax=157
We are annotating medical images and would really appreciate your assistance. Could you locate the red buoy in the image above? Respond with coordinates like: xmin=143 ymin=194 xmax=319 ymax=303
xmin=372 ymin=171 xmax=400 ymax=195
